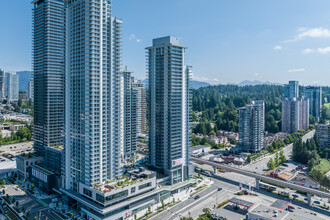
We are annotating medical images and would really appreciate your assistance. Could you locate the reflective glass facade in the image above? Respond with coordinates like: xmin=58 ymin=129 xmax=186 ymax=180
xmin=64 ymin=0 xmax=123 ymax=190
xmin=147 ymin=36 xmax=191 ymax=185
xmin=32 ymin=0 xmax=65 ymax=163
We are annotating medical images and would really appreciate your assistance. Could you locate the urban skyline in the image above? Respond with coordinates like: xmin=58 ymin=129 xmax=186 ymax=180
xmin=0 ymin=1 xmax=329 ymax=220
xmin=2 ymin=0 xmax=330 ymax=85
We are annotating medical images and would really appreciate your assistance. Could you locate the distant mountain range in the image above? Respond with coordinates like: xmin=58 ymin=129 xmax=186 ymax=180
xmin=142 ymin=79 xmax=210 ymax=89
xmin=236 ymin=80 xmax=282 ymax=87
xmin=190 ymin=80 xmax=211 ymax=89
xmin=4 ymin=71 xmax=282 ymax=92
xmin=5 ymin=71 xmax=33 ymax=91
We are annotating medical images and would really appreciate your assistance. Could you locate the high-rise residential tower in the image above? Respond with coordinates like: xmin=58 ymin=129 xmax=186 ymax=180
xmin=6 ymin=72 xmax=19 ymax=102
xmin=32 ymin=0 xmax=65 ymax=174
xmin=282 ymin=97 xmax=309 ymax=133
xmin=27 ymin=78 xmax=34 ymax=100
xmin=304 ymin=86 xmax=322 ymax=121
xmin=0 ymin=69 xmax=5 ymax=100
xmin=284 ymin=80 xmax=299 ymax=98
xmin=316 ymin=124 xmax=330 ymax=150
xmin=133 ymin=79 xmax=147 ymax=135
xmin=118 ymin=69 xmax=137 ymax=160
xmin=147 ymin=36 xmax=193 ymax=185
xmin=238 ymin=100 xmax=265 ymax=152
xmin=64 ymin=0 xmax=123 ymax=191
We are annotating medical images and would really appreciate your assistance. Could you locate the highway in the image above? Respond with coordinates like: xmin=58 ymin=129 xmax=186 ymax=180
xmin=191 ymin=157 xmax=330 ymax=199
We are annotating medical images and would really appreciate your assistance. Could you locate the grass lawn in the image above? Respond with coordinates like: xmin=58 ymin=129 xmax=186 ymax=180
xmin=324 ymin=103 xmax=330 ymax=109
xmin=319 ymin=159 xmax=330 ymax=174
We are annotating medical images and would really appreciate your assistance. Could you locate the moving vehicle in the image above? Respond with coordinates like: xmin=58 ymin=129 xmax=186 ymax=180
xmin=314 ymin=201 xmax=321 ymax=204
xmin=218 ymin=168 xmax=226 ymax=173
xmin=218 ymin=187 xmax=222 ymax=191
xmin=292 ymin=194 xmax=298 ymax=198
xmin=194 ymin=195 xmax=200 ymax=199
xmin=280 ymin=191 xmax=290 ymax=197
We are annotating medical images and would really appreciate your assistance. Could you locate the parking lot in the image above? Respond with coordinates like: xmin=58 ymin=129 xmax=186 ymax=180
xmin=0 ymin=142 xmax=34 ymax=157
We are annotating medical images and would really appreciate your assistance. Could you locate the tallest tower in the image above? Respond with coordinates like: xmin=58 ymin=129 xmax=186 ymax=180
xmin=64 ymin=0 xmax=123 ymax=191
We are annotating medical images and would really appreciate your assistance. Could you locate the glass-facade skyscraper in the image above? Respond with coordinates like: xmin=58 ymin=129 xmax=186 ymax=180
xmin=6 ymin=72 xmax=19 ymax=102
xmin=32 ymin=0 xmax=65 ymax=167
xmin=284 ymin=80 xmax=299 ymax=98
xmin=64 ymin=0 xmax=123 ymax=191
xmin=133 ymin=79 xmax=147 ymax=135
xmin=118 ymin=69 xmax=137 ymax=160
xmin=282 ymin=97 xmax=309 ymax=133
xmin=27 ymin=78 xmax=34 ymax=100
xmin=0 ymin=69 xmax=5 ymax=100
xmin=238 ymin=100 xmax=265 ymax=152
xmin=147 ymin=36 xmax=192 ymax=185
xmin=304 ymin=86 xmax=322 ymax=121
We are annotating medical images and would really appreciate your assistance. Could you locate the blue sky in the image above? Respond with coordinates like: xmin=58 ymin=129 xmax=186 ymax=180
xmin=1 ymin=0 xmax=330 ymax=85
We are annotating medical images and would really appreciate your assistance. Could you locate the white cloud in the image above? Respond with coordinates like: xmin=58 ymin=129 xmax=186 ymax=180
xmin=317 ymin=46 xmax=330 ymax=54
xmin=302 ymin=46 xmax=330 ymax=54
xmin=191 ymin=73 xmax=221 ymax=85
xmin=285 ymin=27 xmax=330 ymax=42
xmin=273 ymin=45 xmax=282 ymax=50
xmin=129 ymin=34 xmax=142 ymax=43
xmin=302 ymin=48 xmax=314 ymax=54
xmin=296 ymin=27 xmax=330 ymax=40
xmin=288 ymin=68 xmax=305 ymax=73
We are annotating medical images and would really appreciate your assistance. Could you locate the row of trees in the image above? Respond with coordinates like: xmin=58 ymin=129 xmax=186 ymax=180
xmin=292 ymin=135 xmax=330 ymax=188
xmin=0 ymin=126 xmax=32 ymax=145
xmin=192 ymin=85 xmax=284 ymax=134
xmin=267 ymin=151 xmax=287 ymax=170
xmin=192 ymin=84 xmax=330 ymax=135
xmin=292 ymin=137 xmax=320 ymax=169
xmin=192 ymin=136 xmax=227 ymax=149
xmin=320 ymin=105 xmax=330 ymax=124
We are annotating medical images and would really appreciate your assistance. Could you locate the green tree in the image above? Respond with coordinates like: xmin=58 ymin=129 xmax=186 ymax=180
xmin=267 ymin=158 xmax=275 ymax=170
xmin=275 ymin=152 xmax=279 ymax=167
xmin=202 ymin=208 xmax=211 ymax=215
xmin=209 ymin=130 xmax=216 ymax=136
xmin=279 ymin=150 xmax=286 ymax=164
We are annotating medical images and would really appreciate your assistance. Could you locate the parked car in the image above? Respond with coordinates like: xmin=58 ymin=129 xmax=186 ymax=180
xmin=288 ymin=205 xmax=295 ymax=209
xmin=314 ymin=201 xmax=321 ymax=204
xmin=218 ymin=187 xmax=222 ymax=191
xmin=194 ymin=195 xmax=200 ymax=199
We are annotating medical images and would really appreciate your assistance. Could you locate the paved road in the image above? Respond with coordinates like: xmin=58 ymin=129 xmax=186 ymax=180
xmin=243 ymin=130 xmax=315 ymax=174
xmin=243 ymin=143 xmax=293 ymax=174
xmin=192 ymin=157 xmax=330 ymax=198
xmin=150 ymin=184 xmax=220 ymax=220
